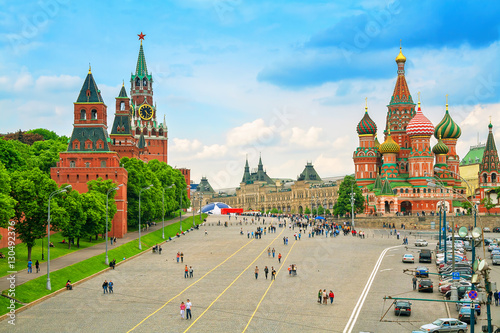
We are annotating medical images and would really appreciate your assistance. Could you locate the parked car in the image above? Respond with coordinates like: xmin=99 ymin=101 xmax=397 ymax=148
xmin=484 ymin=227 xmax=491 ymax=233
xmin=445 ymin=286 xmax=473 ymax=300
xmin=394 ymin=300 xmax=411 ymax=316
xmin=464 ymin=241 xmax=472 ymax=251
xmin=493 ymin=254 xmax=500 ymax=265
xmin=419 ymin=318 xmax=468 ymax=332
xmin=418 ymin=279 xmax=434 ymax=292
xmin=488 ymin=243 xmax=498 ymax=252
xmin=439 ymin=281 xmax=472 ymax=294
xmin=458 ymin=307 xmax=476 ymax=324
xmin=402 ymin=254 xmax=415 ymax=263
xmin=419 ymin=249 xmax=432 ymax=263
xmin=484 ymin=238 xmax=494 ymax=245
xmin=439 ymin=277 xmax=469 ymax=286
xmin=416 ymin=266 xmax=429 ymax=277
xmin=415 ymin=239 xmax=428 ymax=247
xmin=490 ymin=249 xmax=500 ymax=259
xmin=493 ymin=227 xmax=500 ymax=233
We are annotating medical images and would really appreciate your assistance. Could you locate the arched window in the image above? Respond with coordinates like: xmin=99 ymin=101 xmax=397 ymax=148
xmin=143 ymin=78 xmax=148 ymax=87
xmin=483 ymin=173 xmax=488 ymax=183
xmin=120 ymin=101 xmax=125 ymax=111
xmin=80 ymin=110 xmax=86 ymax=120
xmin=91 ymin=109 xmax=97 ymax=120
xmin=423 ymin=188 xmax=426 ymax=193
xmin=101 ymin=160 xmax=106 ymax=167
xmin=405 ymin=188 xmax=408 ymax=194
xmin=492 ymin=173 xmax=497 ymax=183
xmin=135 ymin=77 xmax=140 ymax=87
xmin=70 ymin=161 xmax=76 ymax=167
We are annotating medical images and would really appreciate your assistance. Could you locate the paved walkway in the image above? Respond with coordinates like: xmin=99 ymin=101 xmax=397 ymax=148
xmin=2 ymin=215 xmax=189 ymax=292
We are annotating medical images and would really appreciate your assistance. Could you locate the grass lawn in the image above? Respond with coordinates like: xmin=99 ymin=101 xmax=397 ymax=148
xmin=0 ymin=212 xmax=188 ymax=278
xmin=2 ymin=214 xmax=207 ymax=313
xmin=0 ymin=232 xmax=105 ymax=279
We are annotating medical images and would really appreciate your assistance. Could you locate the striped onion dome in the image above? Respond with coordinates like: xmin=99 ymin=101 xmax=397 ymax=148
xmin=374 ymin=135 xmax=380 ymax=149
xmin=432 ymin=135 xmax=449 ymax=155
xmin=379 ymin=131 xmax=400 ymax=154
xmin=406 ymin=102 xmax=434 ymax=136
xmin=434 ymin=107 xmax=461 ymax=139
xmin=356 ymin=108 xmax=377 ymax=135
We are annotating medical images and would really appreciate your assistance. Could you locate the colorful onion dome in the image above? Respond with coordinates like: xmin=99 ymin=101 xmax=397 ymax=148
xmin=374 ymin=134 xmax=380 ymax=149
xmin=395 ymin=46 xmax=406 ymax=63
xmin=434 ymin=104 xmax=461 ymax=139
xmin=356 ymin=105 xmax=377 ymax=135
xmin=406 ymin=101 xmax=434 ymax=136
xmin=379 ymin=130 xmax=400 ymax=154
xmin=432 ymin=135 xmax=449 ymax=155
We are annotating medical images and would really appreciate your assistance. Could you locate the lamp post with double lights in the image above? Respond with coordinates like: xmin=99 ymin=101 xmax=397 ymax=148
xmin=106 ymin=184 xmax=123 ymax=265
xmin=138 ymin=185 xmax=153 ymax=250
xmin=162 ymin=184 xmax=175 ymax=239
xmin=426 ymin=177 xmax=449 ymax=264
xmin=47 ymin=184 xmax=72 ymax=290
xmin=350 ymin=183 xmax=356 ymax=229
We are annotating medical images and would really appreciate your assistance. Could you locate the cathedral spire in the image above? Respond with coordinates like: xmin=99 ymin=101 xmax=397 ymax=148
xmin=77 ymin=69 xmax=103 ymax=103
xmin=390 ymin=43 xmax=413 ymax=105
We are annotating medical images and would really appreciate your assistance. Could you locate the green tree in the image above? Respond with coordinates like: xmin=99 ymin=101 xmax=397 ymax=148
xmin=333 ymin=175 xmax=365 ymax=216
xmin=10 ymin=168 xmax=59 ymax=260
xmin=481 ymin=197 xmax=495 ymax=215
xmin=271 ymin=208 xmax=278 ymax=214
xmin=80 ymin=191 xmax=106 ymax=242
xmin=53 ymin=189 xmax=85 ymax=249
xmin=26 ymin=128 xmax=59 ymax=141
xmin=0 ymin=139 xmax=28 ymax=171
xmin=461 ymin=201 xmax=473 ymax=215
xmin=317 ymin=205 xmax=325 ymax=216
xmin=30 ymin=139 xmax=67 ymax=174
xmin=304 ymin=207 xmax=311 ymax=215
xmin=0 ymin=162 xmax=16 ymax=229
xmin=325 ymin=208 xmax=331 ymax=215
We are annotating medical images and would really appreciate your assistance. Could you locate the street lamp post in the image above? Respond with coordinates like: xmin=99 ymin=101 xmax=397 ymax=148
xmin=350 ymin=183 xmax=355 ymax=229
xmin=199 ymin=193 xmax=203 ymax=225
xmin=106 ymin=184 xmax=123 ymax=265
xmin=179 ymin=188 xmax=183 ymax=232
xmin=162 ymin=184 xmax=175 ymax=239
xmin=138 ymin=185 xmax=153 ymax=250
xmin=47 ymin=184 xmax=71 ymax=290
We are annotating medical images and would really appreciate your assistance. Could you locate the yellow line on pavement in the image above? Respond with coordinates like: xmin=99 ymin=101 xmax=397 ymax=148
xmin=241 ymin=239 xmax=297 ymax=332
xmin=127 ymin=239 xmax=255 ymax=333
xmin=183 ymin=228 xmax=286 ymax=333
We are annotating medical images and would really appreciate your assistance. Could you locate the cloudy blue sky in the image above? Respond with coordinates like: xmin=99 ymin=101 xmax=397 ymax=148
xmin=1 ymin=0 xmax=499 ymax=189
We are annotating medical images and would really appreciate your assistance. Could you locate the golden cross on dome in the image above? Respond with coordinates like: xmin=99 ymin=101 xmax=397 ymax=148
xmin=490 ymin=116 xmax=492 ymax=124
xmin=446 ymin=94 xmax=449 ymax=111
xmin=88 ymin=63 xmax=91 ymax=74
xmin=365 ymin=97 xmax=368 ymax=112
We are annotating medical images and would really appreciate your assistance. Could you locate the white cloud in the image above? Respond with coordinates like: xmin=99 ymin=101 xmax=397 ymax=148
xmin=195 ymin=144 xmax=228 ymax=159
xmin=282 ymin=126 xmax=328 ymax=148
xmin=226 ymin=118 xmax=277 ymax=147
xmin=170 ymin=138 xmax=202 ymax=152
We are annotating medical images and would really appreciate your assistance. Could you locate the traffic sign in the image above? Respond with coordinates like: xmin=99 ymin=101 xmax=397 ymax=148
xmin=468 ymin=290 xmax=478 ymax=300
xmin=452 ymin=272 xmax=460 ymax=280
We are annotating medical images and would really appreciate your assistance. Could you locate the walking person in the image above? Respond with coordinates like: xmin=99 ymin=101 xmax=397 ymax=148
xmin=184 ymin=265 xmax=189 ymax=278
xmin=318 ymin=289 xmax=322 ymax=303
xmin=189 ymin=266 xmax=193 ymax=278
xmin=108 ymin=280 xmax=114 ymax=293
xmin=176 ymin=252 xmax=180 ymax=263
xmin=323 ymin=289 xmax=328 ymax=304
xmin=412 ymin=275 xmax=417 ymax=290
xmin=272 ymin=248 xmax=275 ymax=258
xmin=329 ymin=290 xmax=334 ymax=304
xmin=180 ymin=302 xmax=186 ymax=319
xmin=27 ymin=259 xmax=32 ymax=273
xmin=264 ymin=266 xmax=269 ymax=279
xmin=35 ymin=260 xmax=40 ymax=273
xmin=278 ymin=253 xmax=282 ymax=263
xmin=180 ymin=252 xmax=184 ymax=263
xmin=159 ymin=246 xmax=162 ymax=255
xmin=102 ymin=280 xmax=108 ymax=294
xmin=255 ymin=266 xmax=259 ymax=279
xmin=271 ymin=268 xmax=276 ymax=280
xmin=494 ymin=290 xmax=499 ymax=306
xmin=185 ymin=299 xmax=192 ymax=320
xmin=268 ymin=247 xmax=271 ymax=257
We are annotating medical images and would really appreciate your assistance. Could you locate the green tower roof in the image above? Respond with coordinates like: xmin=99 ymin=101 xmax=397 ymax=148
xmin=76 ymin=69 xmax=103 ymax=103
xmin=118 ymin=84 xmax=128 ymax=98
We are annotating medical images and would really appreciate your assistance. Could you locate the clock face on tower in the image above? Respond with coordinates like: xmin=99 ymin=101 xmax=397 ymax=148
xmin=139 ymin=104 xmax=153 ymax=120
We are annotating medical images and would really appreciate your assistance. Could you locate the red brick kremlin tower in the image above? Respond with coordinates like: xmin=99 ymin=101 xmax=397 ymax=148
xmin=128 ymin=32 xmax=168 ymax=163
xmin=353 ymin=45 xmax=465 ymax=215
xmin=477 ymin=121 xmax=500 ymax=213
xmin=51 ymin=68 xmax=129 ymax=238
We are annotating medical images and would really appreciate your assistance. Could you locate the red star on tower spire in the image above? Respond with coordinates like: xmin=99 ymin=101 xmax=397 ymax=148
xmin=138 ymin=32 xmax=146 ymax=43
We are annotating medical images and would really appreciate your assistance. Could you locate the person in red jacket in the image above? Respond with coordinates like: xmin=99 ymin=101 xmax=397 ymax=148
xmin=329 ymin=290 xmax=334 ymax=304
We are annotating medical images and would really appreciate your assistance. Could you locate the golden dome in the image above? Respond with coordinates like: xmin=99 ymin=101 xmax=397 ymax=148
xmin=379 ymin=131 xmax=400 ymax=154
xmin=395 ymin=46 xmax=406 ymax=63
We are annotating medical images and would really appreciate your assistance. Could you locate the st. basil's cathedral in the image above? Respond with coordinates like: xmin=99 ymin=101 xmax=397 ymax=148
xmin=353 ymin=46 xmax=467 ymax=215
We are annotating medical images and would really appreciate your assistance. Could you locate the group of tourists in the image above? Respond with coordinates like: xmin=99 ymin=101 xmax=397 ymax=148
xmin=318 ymin=289 xmax=334 ymax=304
xmin=102 ymin=280 xmax=114 ymax=294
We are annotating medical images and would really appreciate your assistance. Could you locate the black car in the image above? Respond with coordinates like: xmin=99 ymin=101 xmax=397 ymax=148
xmin=394 ymin=300 xmax=411 ymax=316
xmin=418 ymin=279 xmax=433 ymax=292
xmin=458 ymin=306 xmax=477 ymax=324
xmin=493 ymin=227 xmax=500 ymax=233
